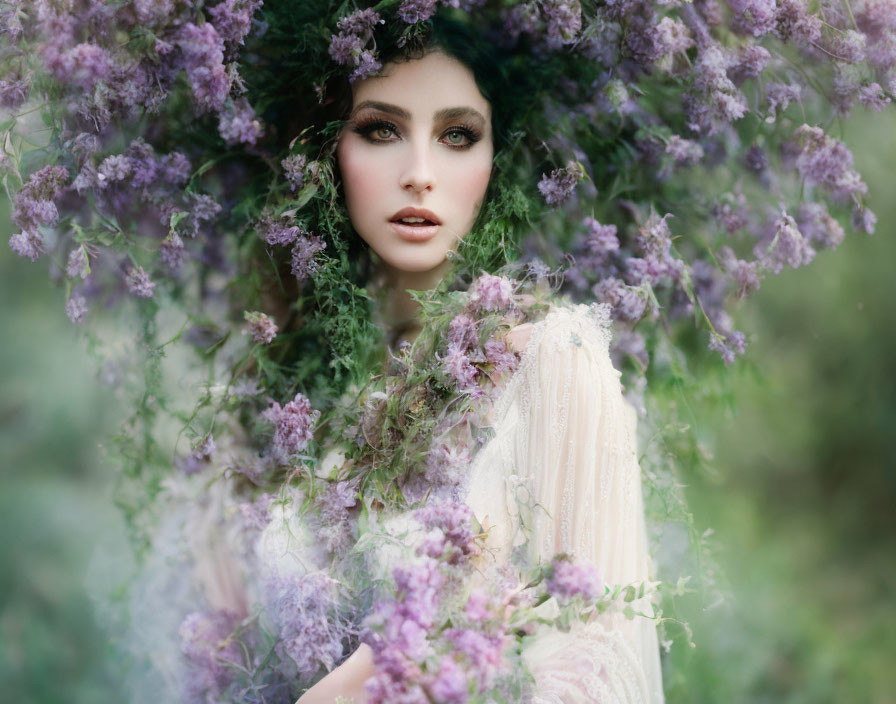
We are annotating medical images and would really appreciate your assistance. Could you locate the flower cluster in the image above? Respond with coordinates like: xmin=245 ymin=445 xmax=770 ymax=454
xmin=262 ymin=392 xmax=319 ymax=462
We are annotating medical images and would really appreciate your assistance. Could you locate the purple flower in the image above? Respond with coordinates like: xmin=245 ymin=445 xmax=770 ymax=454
xmin=66 ymin=248 xmax=89 ymax=279
xmin=0 ymin=77 xmax=29 ymax=109
xmin=291 ymin=233 xmax=326 ymax=281
xmin=727 ymin=0 xmax=777 ymax=37
xmin=398 ymin=0 xmax=438 ymax=24
xmin=267 ymin=573 xmax=346 ymax=677
xmin=424 ymin=443 xmax=471 ymax=493
xmin=443 ymin=627 xmax=505 ymax=687
xmin=178 ymin=434 xmax=217 ymax=475
xmin=610 ymin=328 xmax=649 ymax=371
xmin=537 ymin=162 xmax=583 ymax=205
xmin=125 ymin=265 xmax=156 ymax=298
xmin=727 ymin=45 xmax=771 ymax=84
xmin=97 ymin=154 xmax=133 ymax=186
xmin=718 ymin=246 xmax=762 ymax=298
xmin=484 ymin=339 xmax=519 ymax=376
xmin=665 ymin=135 xmax=704 ymax=166
xmin=176 ymin=22 xmax=231 ymax=113
xmin=447 ymin=313 xmax=477 ymax=350
xmin=584 ymin=217 xmax=620 ymax=259
xmin=414 ymin=502 xmax=478 ymax=564
xmin=218 ymin=98 xmax=263 ymax=145
xmin=442 ymin=343 xmax=479 ymax=392
xmin=66 ymin=296 xmax=88 ymax=324
xmin=350 ymin=50 xmax=382 ymax=83
xmin=545 ymin=556 xmax=602 ymax=601
xmin=766 ymin=81 xmax=801 ymax=119
xmin=593 ymin=277 xmax=647 ymax=322
xmin=281 ymin=154 xmax=308 ymax=191
xmin=336 ymin=8 xmax=383 ymax=34
xmin=12 ymin=165 xmax=69 ymax=231
xmin=243 ymin=311 xmax=278 ymax=344
xmin=758 ymin=209 xmax=815 ymax=274
xmin=429 ymin=657 xmax=469 ymax=703
xmin=160 ymin=234 xmax=186 ymax=270
xmin=797 ymin=202 xmax=845 ymax=249
xmin=852 ymin=206 xmax=877 ymax=234
xmin=50 ymin=43 xmax=114 ymax=91
xmin=262 ymin=392 xmax=319 ymax=459
xmin=857 ymin=82 xmax=891 ymax=111
xmin=258 ymin=212 xmax=301 ymax=246
xmin=794 ymin=124 xmax=867 ymax=201
xmin=464 ymin=588 xmax=490 ymax=622
xmin=708 ymin=330 xmax=747 ymax=364
xmin=208 ymin=0 xmax=263 ymax=45
xmin=8 ymin=231 xmax=44 ymax=262
xmin=541 ymin=0 xmax=583 ymax=45
xmin=314 ymin=479 xmax=358 ymax=553
xmin=469 ymin=273 xmax=514 ymax=311
xmin=178 ymin=610 xmax=242 ymax=702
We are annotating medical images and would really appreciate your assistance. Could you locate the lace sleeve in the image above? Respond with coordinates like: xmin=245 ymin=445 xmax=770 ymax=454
xmin=513 ymin=305 xmax=665 ymax=704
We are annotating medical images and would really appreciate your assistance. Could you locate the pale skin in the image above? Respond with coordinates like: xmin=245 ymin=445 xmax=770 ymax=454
xmin=296 ymin=50 xmax=530 ymax=704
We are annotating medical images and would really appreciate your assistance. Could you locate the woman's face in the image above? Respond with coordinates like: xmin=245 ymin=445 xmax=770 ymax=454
xmin=336 ymin=50 xmax=494 ymax=277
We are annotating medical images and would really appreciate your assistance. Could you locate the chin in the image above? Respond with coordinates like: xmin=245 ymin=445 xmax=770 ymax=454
xmin=382 ymin=251 xmax=451 ymax=274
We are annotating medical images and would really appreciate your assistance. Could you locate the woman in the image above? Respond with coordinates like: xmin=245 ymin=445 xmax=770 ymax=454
xmin=295 ymin=38 xmax=664 ymax=704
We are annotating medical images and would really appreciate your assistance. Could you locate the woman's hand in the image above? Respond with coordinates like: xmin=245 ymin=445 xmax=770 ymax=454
xmin=295 ymin=643 xmax=375 ymax=704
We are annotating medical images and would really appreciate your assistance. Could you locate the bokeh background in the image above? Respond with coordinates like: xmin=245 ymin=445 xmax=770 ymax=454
xmin=1 ymin=108 xmax=894 ymax=704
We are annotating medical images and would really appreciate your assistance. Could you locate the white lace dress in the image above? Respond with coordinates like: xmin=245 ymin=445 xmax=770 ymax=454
xmin=461 ymin=303 xmax=665 ymax=704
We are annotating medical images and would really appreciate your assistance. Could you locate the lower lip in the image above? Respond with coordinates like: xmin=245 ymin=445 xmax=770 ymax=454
xmin=389 ymin=221 xmax=440 ymax=242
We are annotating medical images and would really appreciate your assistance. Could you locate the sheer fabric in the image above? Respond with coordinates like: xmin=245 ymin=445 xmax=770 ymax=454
xmin=464 ymin=303 xmax=664 ymax=703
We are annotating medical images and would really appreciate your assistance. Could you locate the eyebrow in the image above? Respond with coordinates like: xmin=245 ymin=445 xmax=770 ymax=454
xmin=351 ymin=100 xmax=487 ymax=124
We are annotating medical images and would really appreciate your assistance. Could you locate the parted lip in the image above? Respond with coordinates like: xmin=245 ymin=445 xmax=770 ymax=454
xmin=389 ymin=207 xmax=442 ymax=225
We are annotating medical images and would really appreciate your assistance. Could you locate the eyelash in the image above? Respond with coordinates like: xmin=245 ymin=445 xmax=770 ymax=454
xmin=351 ymin=119 xmax=482 ymax=150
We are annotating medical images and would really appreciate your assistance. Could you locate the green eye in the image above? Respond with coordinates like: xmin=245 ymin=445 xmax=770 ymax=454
xmin=444 ymin=130 xmax=466 ymax=145
xmin=374 ymin=126 xmax=394 ymax=140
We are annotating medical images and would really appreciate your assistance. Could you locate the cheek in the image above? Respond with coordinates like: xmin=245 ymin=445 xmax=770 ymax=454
xmin=457 ymin=162 xmax=492 ymax=219
xmin=338 ymin=141 xmax=382 ymax=219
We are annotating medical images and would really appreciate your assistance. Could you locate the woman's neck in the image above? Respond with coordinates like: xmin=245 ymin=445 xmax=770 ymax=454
xmin=377 ymin=258 xmax=454 ymax=346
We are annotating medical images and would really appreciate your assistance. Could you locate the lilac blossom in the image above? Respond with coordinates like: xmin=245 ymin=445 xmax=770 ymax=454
xmin=794 ymin=124 xmax=868 ymax=201
xmin=291 ymin=233 xmax=326 ymax=281
xmin=414 ymin=502 xmax=478 ymax=565
xmin=727 ymin=0 xmax=777 ymax=37
xmin=258 ymin=212 xmax=301 ymax=246
xmin=443 ymin=627 xmax=505 ymax=688
xmin=442 ymin=344 xmax=479 ymax=394
xmin=243 ymin=311 xmax=278 ymax=344
xmin=757 ymin=209 xmax=815 ymax=275
xmin=593 ymin=277 xmax=648 ymax=322
xmin=218 ymin=98 xmax=263 ymax=145
xmin=178 ymin=434 xmax=217 ymax=475
xmin=766 ymin=81 xmax=801 ymax=120
xmin=852 ymin=206 xmax=877 ymax=234
xmin=798 ymin=202 xmax=845 ymax=249
xmin=469 ymin=273 xmax=514 ymax=311
xmin=208 ymin=0 xmax=263 ymax=46
xmin=542 ymin=0 xmax=583 ymax=45
xmin=447 ymin=313 xmax=477 ymax=350
xmin=66 ymin=248 xmax=89 ymax=279
xmin=858 ymin=83 xmax=891 ymax=111
xmin=537 ymin=162 xmax=583 ymax=205
xmin=160 ymin=234 xmax=186 ymax=270
xmin=611 ymin=328 xmax=649 ymax=371
xmin=429 ymin=657 xmax=468 ymax=703
xmin=708 ymin=329 xmax=747 ymax=364
xmin=398 ymin=0 xmax=438 ymax=24
xmin=97 ymin=154 xmax=133 ymax=186
xmin=484 ymin=339 xmax=519 ymax=376
xmin=125 ymin=265 xmax=156 ymax=298
xmin=178 ymin=610 xmax=242 ymax=702
xmin=687 ymin=44 xmax=748 ymax=133
xmin=329 ymin=9 xmax=384 ymax=83
xmin=775 ymin=0 xmax=822 ymax=45
xmin=545 ymin=556 xmax=602 ymax=602
xmin=66 ymin=296 xmax=88 ymax=324
xmin=262 ymin=392 xmax=319 ymax=459
xmin=727 ymin=45 xmax=771 ymax=84
xmin=424 ymin=443 xmax=471 ymax=494
xmin=718 ymin=246 xmax=762 ymax=298
xmin=268 ymin=573 xmax=347 ymax=677
xmin=48 ymin=42 xmax=113 ymax=91
xmin=0 ymin=77 xmax=29 ymax=109
xmin=8 ymin=231 xmax=44 ymax=262
xmin=584 ymin=217 xmax=620 ymax=259
xmin=176 ymin=22 xmax=231 ymax=113
xmin=665 ymin=135 xmax=704 ymax=165
xmin=281 ymin=154 xmax=308 ymax=191
xmin=314 ymin=479 xmax=358 ymax=553
xmin=12 ymin=165 xmax=69 ymax=232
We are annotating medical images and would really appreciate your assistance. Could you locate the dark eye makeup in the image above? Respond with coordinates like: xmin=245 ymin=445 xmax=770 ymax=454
xmin=351 ymin=117 xmax=483 ymax=150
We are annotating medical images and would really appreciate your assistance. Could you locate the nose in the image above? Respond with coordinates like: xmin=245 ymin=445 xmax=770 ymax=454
xmin=399 ymin=142 xmax=436 ymax=193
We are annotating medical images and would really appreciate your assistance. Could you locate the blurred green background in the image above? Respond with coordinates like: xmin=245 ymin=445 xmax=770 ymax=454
xmin=1 ymin=110 xmax=894 ymax=703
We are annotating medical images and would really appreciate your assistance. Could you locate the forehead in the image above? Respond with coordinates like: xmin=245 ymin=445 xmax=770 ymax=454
xmin=351 ymin=51 xmax=491 ymax=120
